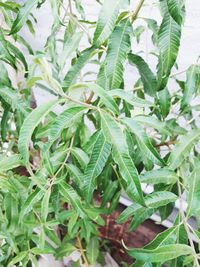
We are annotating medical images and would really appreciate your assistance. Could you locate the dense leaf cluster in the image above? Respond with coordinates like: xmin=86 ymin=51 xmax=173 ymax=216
xmin=0 ymin=0 xmax=200 ymax=266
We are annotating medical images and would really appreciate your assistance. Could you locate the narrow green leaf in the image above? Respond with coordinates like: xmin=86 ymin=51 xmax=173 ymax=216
xmin=1 ymin=106 xmax=10 ymax=141
xmin=132 ymin=115 xmax=170 ymax=135
xmin=83 ymin=130 xmax=102 ymax=154
xmin=17 ymin=35 xmax=34 ymax=55
xmin=60 ymin=32 xmax=83 ymax=70
xmin=145 ymin=226 xmax=178 ymax=250
xmin=33 ymin=55 xmax=63 ymax=95
xmin=69 ymin=83 xmax=119 ymax=114
xmin=108 ymin=89 xmax=154 ymax=107
xmin=4 ymin=193 xmax=19 ymax=231
xmin=168 ymin=129 xmax=200 ymax=170
xmin=21 ymin=188 xmax=44 ymax=217
xmin=63 ymin=47 xmax=96 ymax=90
xmin=167 ymin=0 xmax=185 ymax=25
xmin=144 ymin=18 xmax=159 ymax=45
xmin=145 ymin=191 xmax=177 ymax=208
xmin=8 ymin=251 xmax=28 ymax=267
xmin=129 ymin=208 xmax=154 ymax=231
xmin=87 ymin=237 xmax=99 ymax=264
xmin=0 ymin=2 xmax=18 ymax=12
xmin=0 ymin=86 xmax=28 ymax=114
xmin=66 ymin=164 xmax=83 ymax=187
xmin=83 ymin=132 xmax=111 ymax=203
xmin=140 ymin=168 xmax=178 ymax=185
xmin=0 ymin=62 xmax=11 ymax=87
xmin=101 ymin=181 xmax=118 ymax=206
xmin=128 ymin=53 xmax=157 ymax=96
xmin=181 ymin=65 xmax=200 ymax=110
xmin=87 ymin=83 xmax=119 ymax=114
xmin=123 ymin=118 xmax=165 ymax=166
xmin=127 ymin=244 xmax=193 ymax=263
xmin=26 ymin=19 xmax=35 ymax=35
xmin=118 ymin=191 xmax=177 ymax=224
xmin=97 ymin=62 xmax=110 ymax=90
xmin=0 ymin=154 xmax=22 ymax=172
xmin=105 ymin=18 xmax=132 ymax=89
xmin=117 ymin=202 xmax=141 ymax=224
xmin=93 ymin=0 xmax=124 ymax=46
xmin=183 ymin=255 xmax=194 ymax=266
xmin=18 ymin=99 xmax=59 ymax=165
xmin=70 ymin=147 xmax=89 ymax=169
xmin=73 ymin=0 xmax=85 ymax=19
xmin=41 ymin=189 xmax=51 ymax=223
xmin=7 ymin=41 xmax=28 ymax=76
xmin=10 ymin=0 xmax=39 ymax=34
xmin=0 ymin=33 xmax=16 ymax=69
xmin=101 ymin=112 xmax=144 ymax=205
xmin=48 ymin=106 xmax=86 ymax=142
xmin=158 ymin=87 xmax=171 ymax=118
xmin=55 ymin=243 xmax=76 ymax=259
xmin=59 ymin=182 xmax=85 ymax=217
xmin=157 ymin=13 xmax=181 ymax=90
xmin=187 ymin=159 xmax=200 ymax=217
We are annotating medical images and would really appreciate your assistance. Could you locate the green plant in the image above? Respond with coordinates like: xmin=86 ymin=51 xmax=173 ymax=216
xmin=0 ymin=0 xmax=200 ymax=266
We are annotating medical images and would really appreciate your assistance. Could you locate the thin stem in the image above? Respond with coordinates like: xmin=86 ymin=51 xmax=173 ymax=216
xmin=131 ymin=0 xmax=145 ymax=22
xmin=27 ymin=164 xmax=35 ymax=177
xmin=60 ymin=0 xmax=91 ymax=42
xmin=68 ymin=0 xmax=73 ymax=14
xmin=62 ymin=93 xmax=97 ymax=110
xmin=177 ymin=181 xmax=199 ymax=267
xmin=187 ymin=223 xmax=200 ymax=243
xmin=50 ymin=136 xmax=75 ymax=186
xmin=170 ymin=69 xmax=187 ymax=78
xmin=85 ymin=91 xmax=94 ymax=104
xmin=186 ymin=112 xmax=200 ymax=126
xmin=154 ymin=140 xmax=176 ymax=148
xmin=77 ymin=236 xmax=89 ymax=267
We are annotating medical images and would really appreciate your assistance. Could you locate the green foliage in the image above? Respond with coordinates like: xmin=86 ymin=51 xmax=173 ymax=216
xmin=157 ymin=10 xmax=182 ymax=90
xmin=10 ymin=0 xmax=39 ymax=34
xmin=104 ymin=18 xmax=132 ymax=89
xmin=0 ymin=0 xmax=200 ymax=266
xmin=128 ymin=53 xmax=157 ymax=96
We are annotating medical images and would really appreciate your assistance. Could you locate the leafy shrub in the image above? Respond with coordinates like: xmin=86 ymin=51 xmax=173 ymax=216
xmin=0 ymin=0 xmax=200 ymax=266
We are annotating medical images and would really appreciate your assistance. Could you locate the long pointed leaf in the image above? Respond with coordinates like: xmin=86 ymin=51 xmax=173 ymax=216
xmin=63 ymin=47 xmax=96 ymax=90
xmin=140 ymin=168 xmax=178 ymax=185
xmin=157 ymin=13 xmax=181 ymax=90
xmin=167 ymin=0 xmax=185 ymax=25
xmin=100 ymin=112 xmax=144 ymax=205
xmin=93 ymin=0 xmax=124 ymax=46
xmin=123 ymin=118 xmax=165 ymax=166
xmin=168 ymin=129 xmax=200 ymax=170
xmin=181 ymin=65 xmax=200 ymax=110
xmin=18 ymin=100 xmax=59 ymax=165
xmin=128 ymin=53 xmax=157 ymax=96
xmin=49 ymin=106 xmax=86 ymax=142
xmin=108 ymin=89 xmax=154 ymax=107
xmin=59 ymin=181 xmax=86 ymax=218
xmin=127 ymin=244 xmax=192 ymax=263
xmin=83 ymin=132 xmax=111 ymax=203
xmin=118 ymin=191 xmax=177 ymax=223
xmin=105 ymin=19 xmax=132 ymax=89
xmin=10 ymin=0 xmax=39 ymax=34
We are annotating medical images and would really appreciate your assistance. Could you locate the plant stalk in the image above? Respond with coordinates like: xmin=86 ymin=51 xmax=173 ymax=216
xmin=77 ymin=236 xmax=89 ymax=267
xmin=177 ymin=181 xmax=200 ymax=267
xmin=131 ymin=0 xmax=145 ymax=22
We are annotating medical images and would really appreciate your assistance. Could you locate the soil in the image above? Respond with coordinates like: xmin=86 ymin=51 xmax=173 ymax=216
xmin=99 ymin=204 xmax=166 ymax=266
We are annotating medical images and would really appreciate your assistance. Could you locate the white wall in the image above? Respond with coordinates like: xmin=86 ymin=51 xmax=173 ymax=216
xmin=24 ymin=0 xmax=200 ymax=65
xmin=19 ymin=0 xmax=200 ymax=103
